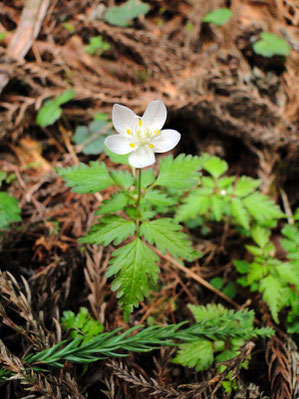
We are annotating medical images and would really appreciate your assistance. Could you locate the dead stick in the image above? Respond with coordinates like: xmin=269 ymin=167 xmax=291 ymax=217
xmin=154 ymin=248 xmax=240 ymax=308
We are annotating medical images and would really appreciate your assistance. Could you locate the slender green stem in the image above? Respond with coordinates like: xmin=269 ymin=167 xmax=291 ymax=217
xmin=135 ymin=168 xmax=142 ymax=236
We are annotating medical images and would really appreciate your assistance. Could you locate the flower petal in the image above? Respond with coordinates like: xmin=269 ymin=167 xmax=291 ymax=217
xmin=141 ymin=100 xmax=167 ymax=132
xmin=151 ymin=129 xmax=181 ymax=153
xmin=128 ymin=146 xmax=155 ymax=168
xmin=105 ymin=135 xmax=136 ymax=155
xmin=112 ymin=104 xmax=139 ymax=135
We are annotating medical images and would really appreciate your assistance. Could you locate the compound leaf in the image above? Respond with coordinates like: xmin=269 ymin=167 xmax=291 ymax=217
xmin=173 ymin=339 xmax=214 ymax=371
xmin=106 ymin=238 xmax=160 ymax=316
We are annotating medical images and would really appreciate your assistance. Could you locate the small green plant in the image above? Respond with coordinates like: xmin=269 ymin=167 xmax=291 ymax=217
xmin=172 ymin=304 xmax=270 ymax=371
xmin=0 ymin=172 xmax=21 ymax=230
xmin=36 ymin=89 xmax=76 ymax=128
xmin=175 ymin=155 xmax=284 ymax=230
xmin=253 ymin=32 xmax=291 ymax=57
xmin=0 ymin=32 xmax=6 ymax=41
xmin=61 ymin=307 xmax=104 ymax=342
xmin=72 ymin=113 xmax=114 ymax=155
xmin=62 ymin=22 xmax=75 ymax=33
xmin=234 ymin=224 xmax=299 ymax=329
xmin=84 ymin=36 xmax=110 ymax=55
xmin=104 ymin=0 xmax=150 ymax=27
xmin=203 ymin=8 xmax=233 ymax=26
xmin=0 ymin=304 xmax=271 ymax=381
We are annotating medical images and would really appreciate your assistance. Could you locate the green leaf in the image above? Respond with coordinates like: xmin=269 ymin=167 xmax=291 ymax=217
xmin=36 ymin=90 xmax=76 ymax=127
xmin=54 ymin=89 xmax=76 ymax=106
xmin=243 ymin=192 xmax=284 ymax=224
xmin=110 ymin=170 xmax=134 ymax=189
xmin=104 ymin=146 xmax=130 ymax=165
xmin=203 ymin=8 xmax=233 ymax=26
xmin=36 ymin=100 xmax=62 ymax=128
xmin=57 ymin=162 xmax=113 ymax=193
xmin=276 ymin=263 xmax=299 ymax=288
xmin=0 ymin=192 xmax=21 ymax=229
xmin=156 ymin=154 xmax=202 ymax=190
xmin=84 ymin=36 xmax=110 ymax=55
xmin=95 ymin=192 xmax=129 ymax=215
xmin=61 ymin=307 xmax=104 ymax=342
xmin=175 ymin=188 xmax=212 ymax=221
xmin=203 ymin=156 xmax=228 ymax=179
xmin=144 ymin=190 xmax=176 ymax=207
xmin=234 ymin=176 xmax=261 ymax=197
xmin=210 ymin=277 xmax=223 ymax=290
xmin=104 ymin=0 xmax=150 ymax=27
xmin=140 ymin=218 xmax=198 ymax=261
xmin=251 ymin=225 xmax=270 ymax=248
xmin=210 ymin=196 xmax=225 ymax=221
xmin=175 ymin=189 xmax=211 ymax=222
xmin=141 ymin=169 xmax=155 ymax=189
xmin=79 ymin=215 xmax=135 ymax=246
xmin=233 ymin=260 xmax=249 ymax=274
xmin=260 ymin=275 xmax=283 ymax=323
xmin=188 ymin=303 xmax=229 ymax=322
xmin=106 ymin=238 xmax=160 ymax=315
xmin=231 ymin=197 xmax=250 ymax=229
xmin=173 ymin=339 xmax=214 ymax=371
xmin=73 ymin=120 xmax=113 ymax=155
xmin=223 ymin=282 xmax=236 ymax=299
xmin=253 ymin=32 xmax=291 ymax=57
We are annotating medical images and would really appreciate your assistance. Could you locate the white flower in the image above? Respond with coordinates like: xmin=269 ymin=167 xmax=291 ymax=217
xmin=104 ymin=100 xmax=181 ymax=168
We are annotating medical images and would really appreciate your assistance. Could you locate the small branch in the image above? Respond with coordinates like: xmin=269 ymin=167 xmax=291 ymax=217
xmin=154 ymin=249 xmax=241 ymax=308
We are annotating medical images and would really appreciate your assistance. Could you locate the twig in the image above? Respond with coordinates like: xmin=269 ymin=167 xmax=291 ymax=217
xmin=153 ymin=249 xmax=241 ymax=308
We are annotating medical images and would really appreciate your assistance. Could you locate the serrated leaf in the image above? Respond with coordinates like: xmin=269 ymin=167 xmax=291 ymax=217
xmin=104 ymin=0 xmax=150 ymax=27
xmin=0 ymin=192 xmax=21 ymax=229
xmin=231 ymin=197 xmax=250 ymax=229
xmin=173 ymin=339 xmax=214 ymax=371
xmin=203 ymin=8 xmax=233 ymax=26
xmin=188 ymin=303 xmax=229 ymax=322
xmin=253 ymin=32 xmax=291 ymax=57
xmin=251 ymin=225 xmax=270 ymax=248
xmin=95 ymin=192 xmax=129 ymax=215
xmin=276 ymin=263 xmax=299 ymax=288
xmin=79 ymin=215 xmax=135 ymax=246
xmin=210 ymin=196 xmax=225 ymax=221
xmin=218 ymin=176 xmax=235 ymax=188
xmin=175 ymin=189 xmax=211 ymax=221
xmin=260 ymin=275 xmax=283 ymax=323
xmin=57 ymin=162 xmax=114 ymax=193
xmin=110 ymin=170 xmax=134 ymax=189
xmin=144 ymin=190 xmax=176 ymax=207
xmin=247 ymin=262 xmax=268 ymax=284
xmin=140 ymin=218 xmax=198 ymax=261
xmin=104 ymin=146 xmax=130 ymax=165
xmin=141 ymin=169 xmax=155 ymax=189
xmin=234 ymin=176 xmax=261 ymax=197
xmin=243 ymin=192 xmax=284 ymax=224
xmin=156 ymin=154 xmax=202 ymax=190
xmin=106 ymin=238 xmax=160 ymax=315
xmin=203 ymin=156 xmax=228 ymax=179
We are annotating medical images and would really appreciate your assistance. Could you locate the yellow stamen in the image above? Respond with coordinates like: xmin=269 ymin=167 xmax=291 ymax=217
xmin=156 ymin=130 xmax=160 ymax=135
xmin=149 ymin=144 xmax=155 ymax=149
xmin=138 ymin=120 xmax=142 ymax=127
xmin=127 ymin=129 xmax=131 ymax=135
xmin=129 ymin=143 xmax=136 ymax=148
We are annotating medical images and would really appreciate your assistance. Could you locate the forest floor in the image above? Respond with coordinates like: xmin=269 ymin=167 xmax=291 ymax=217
xmin=0 ymin=1 xmax=298 ymax=398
